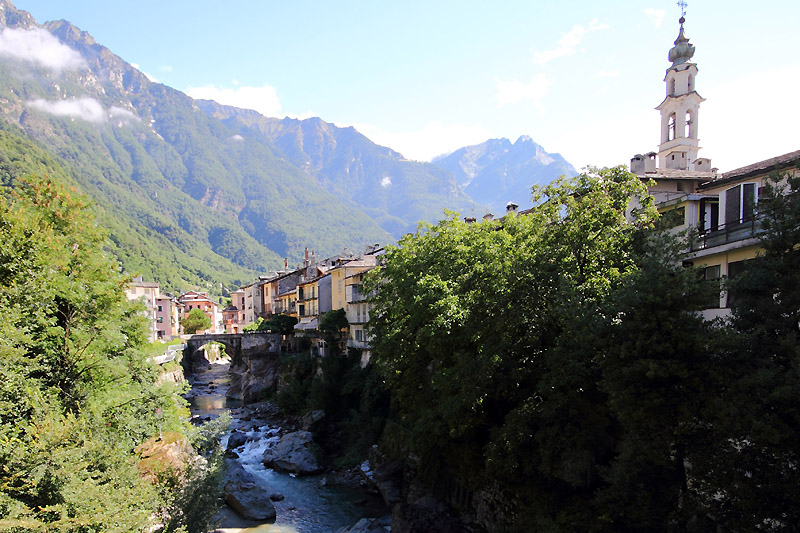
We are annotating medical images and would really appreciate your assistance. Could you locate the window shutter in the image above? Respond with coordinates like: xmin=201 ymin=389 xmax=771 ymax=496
xmin=725 ymin=185 xmax=741 ymax=225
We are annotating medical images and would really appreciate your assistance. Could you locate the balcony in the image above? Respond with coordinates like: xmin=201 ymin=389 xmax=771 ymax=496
xmin=691 ymin=216 xmax=762 ymax=252
xmin=347 ymin=339 xmax=370 ymax=350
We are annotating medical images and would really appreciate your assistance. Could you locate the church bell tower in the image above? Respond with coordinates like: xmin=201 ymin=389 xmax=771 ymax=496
xmin=656 ymin=15 xmax=705 ymax=170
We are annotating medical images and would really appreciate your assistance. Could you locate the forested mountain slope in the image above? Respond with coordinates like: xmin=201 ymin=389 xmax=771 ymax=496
xmin=197 ymin=100 xmax=483 ymax=236
xmin=0 ymin=1 xmax=391 ymax=293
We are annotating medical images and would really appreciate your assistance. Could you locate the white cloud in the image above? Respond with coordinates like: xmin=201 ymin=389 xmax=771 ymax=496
xmin=531 ymin=19 xmax=609 ymax=65
xmin=0 ymin=27 xmax=86 ymax=72
xmin=644 ymin=8 xmax=666 ymax=28
xmin=185 ymin=83 xmax=283 ymax=117
xmin=231 ymin=134 xmax=245 ymax=141
xmin=27 ymin=97 xmax=140 ymax=124
xmin=109 ymin=106 xmax=140 ymax=121
xmin=353 ymin=121 xmax=493 ymax=162
xmin=494 ymin=75 xmax=551 ymax=110
xmin=380 ymin=176 xmax=392 ymax=188
xmin=28 ymin=97 xmax=105 ymax=122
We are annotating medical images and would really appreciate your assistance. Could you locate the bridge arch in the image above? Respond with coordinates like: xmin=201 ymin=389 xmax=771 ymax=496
xmin=183 ymin=332 xmax=281 ymax=369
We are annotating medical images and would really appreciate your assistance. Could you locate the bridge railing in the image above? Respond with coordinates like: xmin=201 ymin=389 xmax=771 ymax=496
xmin=150 ymin=343 xmax=185 ymax=365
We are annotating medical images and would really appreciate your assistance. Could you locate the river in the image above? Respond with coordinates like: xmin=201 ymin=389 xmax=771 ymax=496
xmin=185 ymin=358 xmax=389 ymax=532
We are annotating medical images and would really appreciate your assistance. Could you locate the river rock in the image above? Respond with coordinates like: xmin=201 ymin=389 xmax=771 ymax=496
xmin=263 ymin=430 xmax=323 ymax=475
xmin=336 ymin=515 xmax=392 ymax=532
xmin=360 ymin=448 xmax=403 ymax=505
xmin=227 ymin=431 xmax=249 ymax=450
xmin=269 ymin=492 xmax=284 ymax=501
xmin=223 ymin=460 xmax=277 ymax=522
xmin=301 ymin=409 xmax=326 ymax=431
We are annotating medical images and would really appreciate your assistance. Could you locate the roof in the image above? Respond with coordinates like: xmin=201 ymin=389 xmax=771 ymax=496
xmin=699 ymin=149 xmax=800 ymax=189
xmin=642 ymin=168 xmax=716 ymax=181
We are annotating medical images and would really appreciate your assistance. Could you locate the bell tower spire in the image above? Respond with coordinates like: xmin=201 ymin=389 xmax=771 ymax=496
xmin=656 ymin=8 xmax=705 ymax=170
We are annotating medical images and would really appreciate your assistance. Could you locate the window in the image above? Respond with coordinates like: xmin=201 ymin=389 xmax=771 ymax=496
xmin=688 ymin=73 xmax=694 ymax=91
xmin=684 ymin=110 xmax=691 ymax=138
xmin=726 ymin=260 xmax=750 ymax=307
xmin=157 ymin=305 xmax=163 ymax=312
xmin=724 ymin=183 xmax=757 ymax=225
xmin=668 ymin=113 xmax=676 ymax=141
xmin=670 ymin=78 xmax=676 ymax=96
xmin=355 ymin=329 xmax=363 ymax=341
xmin=664 ymin=206 xmax=685 ymax=228
xmin=157 ymin=317 xmax=163 ymax=323
xmin=702 ymin=265 xmax=721 ymax=308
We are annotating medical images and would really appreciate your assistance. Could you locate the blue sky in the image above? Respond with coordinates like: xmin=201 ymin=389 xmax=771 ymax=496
xmin=13 ymin=0 xmax=800 ymax=172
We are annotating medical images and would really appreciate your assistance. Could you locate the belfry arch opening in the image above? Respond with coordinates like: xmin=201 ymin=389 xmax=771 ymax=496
xmin=685 ymin=110 xmax=692 ymax=137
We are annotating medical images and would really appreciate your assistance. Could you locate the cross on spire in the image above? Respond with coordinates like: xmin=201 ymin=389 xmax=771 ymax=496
xmin=677 ymin=0 xmax=688 ymax=18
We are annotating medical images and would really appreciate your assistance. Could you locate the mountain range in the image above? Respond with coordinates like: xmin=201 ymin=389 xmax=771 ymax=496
xmin=0 ymin=0 xmax=576 ymax=295
xmin=433 ymin=136 xmax=577 ymax=215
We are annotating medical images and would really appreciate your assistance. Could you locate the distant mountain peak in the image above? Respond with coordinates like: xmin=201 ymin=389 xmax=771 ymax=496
xmin=431 ymin=137 xmax=577 ymax=214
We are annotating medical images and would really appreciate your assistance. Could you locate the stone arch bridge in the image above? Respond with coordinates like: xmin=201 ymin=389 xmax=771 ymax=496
xmin=184 ymin=332 xmax=280 ymax=365
xmin=183 ymin=332 xmax=282 ymax=403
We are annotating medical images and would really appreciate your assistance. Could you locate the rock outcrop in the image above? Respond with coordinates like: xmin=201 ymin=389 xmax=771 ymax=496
xmin=263 ymin=430 xmax=323 ymax=475
xmin=223 ymin=460 xmax=277 ymax=522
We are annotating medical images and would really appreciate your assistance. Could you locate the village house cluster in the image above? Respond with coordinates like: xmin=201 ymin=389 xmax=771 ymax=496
xmin=125 ymin=245 xmax=384 ymax=360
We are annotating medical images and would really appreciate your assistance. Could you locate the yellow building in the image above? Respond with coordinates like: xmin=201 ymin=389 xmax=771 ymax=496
xmin=329 ymin=257 xmax=378 ymax=312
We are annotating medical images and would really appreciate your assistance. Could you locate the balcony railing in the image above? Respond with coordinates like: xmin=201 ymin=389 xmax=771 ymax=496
xmin=691 ymin=216 xmax=762 ymax=252
xmin=347 ymin=339 xmax=370 ymax=349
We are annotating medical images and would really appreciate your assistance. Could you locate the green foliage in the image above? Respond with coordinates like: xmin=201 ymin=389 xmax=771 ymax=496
xmin=705 ymin=171 xmax=800 ymax=529
xmin=0 ymin=170 xmax=198 ymax=530
xmin=181 ymin=308 xmax=212 ymax=334
xmin=367 ymin=165 xmax=800 ymax=530
xmin=245 ymin=314 xmax=299 ymax=335
xmin=367 ymin=167 xmax=675 ymax=526
xmin=245 ymin=315 xmax=287 ymax=336
xmin=319 ymin=308 xmax=349 ymax=343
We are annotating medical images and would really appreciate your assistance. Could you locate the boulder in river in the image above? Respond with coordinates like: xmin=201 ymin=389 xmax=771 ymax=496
xmin=223 ymin=460 xmax=277 ymax=522
xmin=263 ymin=430 xmax=323 ymax=475
xmin=227 ymin=431 xmax=249 ymax=451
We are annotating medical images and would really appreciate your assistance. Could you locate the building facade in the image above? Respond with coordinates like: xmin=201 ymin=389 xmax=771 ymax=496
xmin=631 ymin=15 xmax=800 ymax=319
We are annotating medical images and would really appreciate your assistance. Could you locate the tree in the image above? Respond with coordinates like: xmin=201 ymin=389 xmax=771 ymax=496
xmin=700 ymin=170 xmax=800 ymax=530
xmin=367 ymin=167 xmax=660 ymax=528
xmin=181 ymin=308 xmax=212 ymax=334
xmin=319 ymin=308 xmax=348 ymax=350
xmin=0 ymin=173 xmax=200 ymax=530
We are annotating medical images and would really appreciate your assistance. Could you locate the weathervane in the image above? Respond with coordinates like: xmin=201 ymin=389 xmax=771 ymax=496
xmin=677 ymin=0 xmax=688 ymax=18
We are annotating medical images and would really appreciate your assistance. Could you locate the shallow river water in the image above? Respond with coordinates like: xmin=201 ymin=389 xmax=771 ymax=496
xmin=186 ymin=360 xmax=388 ymax=532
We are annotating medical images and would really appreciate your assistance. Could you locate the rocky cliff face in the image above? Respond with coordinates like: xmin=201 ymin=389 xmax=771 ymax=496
xmin=225 ymin=334 xmax=282 ymax=403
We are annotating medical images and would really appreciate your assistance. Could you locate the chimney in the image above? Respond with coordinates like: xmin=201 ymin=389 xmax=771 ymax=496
xmin=304 ymin=247 xmax=309 ymax=266
xmin=483 ymin=213 xmax=494 ymax=221
xmin=506 ymin=202 xmax=518 ymax=214
xmin=284 ymin=257 xmax=288 ymax=269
